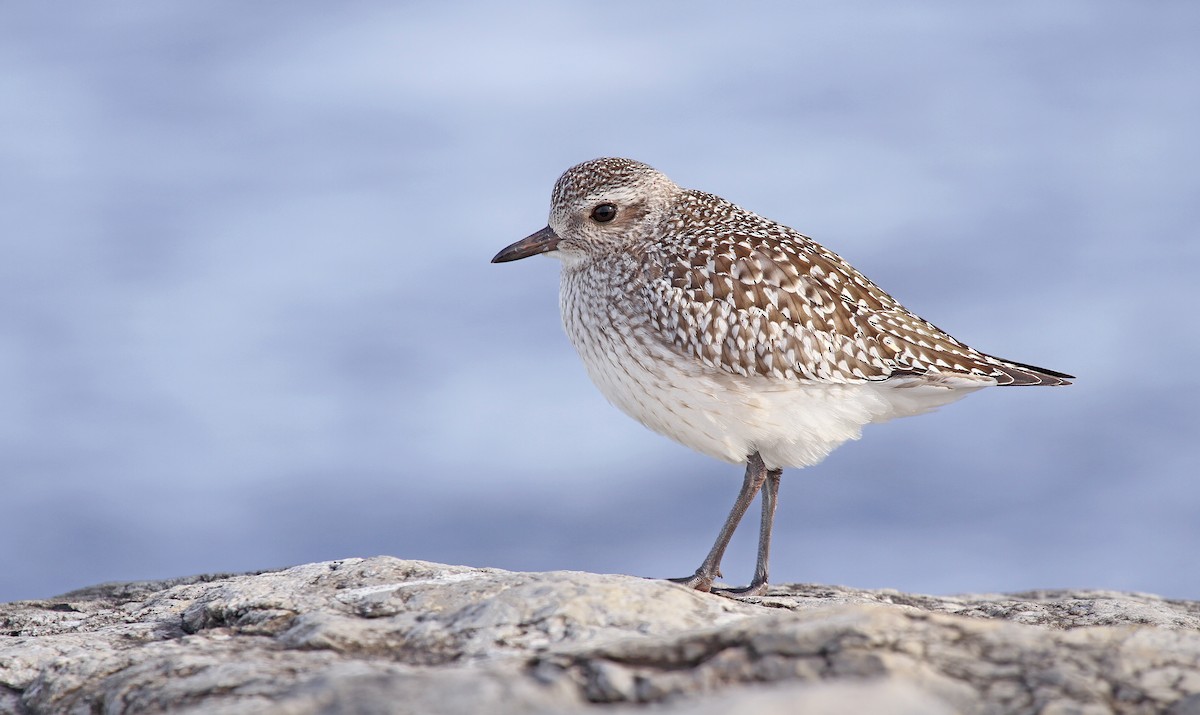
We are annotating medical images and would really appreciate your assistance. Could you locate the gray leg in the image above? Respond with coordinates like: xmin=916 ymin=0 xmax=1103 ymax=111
xmin=670 ymin=453 xmax=769 ymax=592
xmin=713 ymin=467 xmax=781 ymax=597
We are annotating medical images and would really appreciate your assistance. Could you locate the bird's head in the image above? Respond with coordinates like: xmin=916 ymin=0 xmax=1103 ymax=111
xmin=492 ymin=157 xmax=679 ymax=266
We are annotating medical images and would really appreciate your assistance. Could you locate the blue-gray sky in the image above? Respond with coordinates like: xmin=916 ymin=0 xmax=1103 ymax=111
xmin=2 ymin=2 xmax=1198 ymax=602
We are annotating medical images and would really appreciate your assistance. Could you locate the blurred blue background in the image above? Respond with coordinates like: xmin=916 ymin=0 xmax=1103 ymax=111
xmin=2 ymin=2 xmax=1198 ymax=603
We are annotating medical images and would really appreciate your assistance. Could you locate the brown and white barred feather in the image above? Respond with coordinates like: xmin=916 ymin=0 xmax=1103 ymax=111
xmin=642 ymin=190 xmax=1071 ymax=387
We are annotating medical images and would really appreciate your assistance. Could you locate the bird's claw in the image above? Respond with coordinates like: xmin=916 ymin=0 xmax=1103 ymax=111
xmin=664 ymin=571 xmax=768 ymax=598
xmin=665 ymin=572 xmax=715 ymax=592
xmin=710 ymin=582 xmax=769 ymax=598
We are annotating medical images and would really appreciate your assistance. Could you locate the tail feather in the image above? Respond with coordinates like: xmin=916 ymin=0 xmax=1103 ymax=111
xmin=987 ymin=357 xmax=1074 ymax=386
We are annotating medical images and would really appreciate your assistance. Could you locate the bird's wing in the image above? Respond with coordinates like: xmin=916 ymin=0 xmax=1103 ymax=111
xmin=642 ymin=207 xmax=1069 ymax=386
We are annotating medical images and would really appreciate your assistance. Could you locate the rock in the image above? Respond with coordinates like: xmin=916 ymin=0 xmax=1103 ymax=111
xmin=1 ymin=557 xmax=1198 ymax=714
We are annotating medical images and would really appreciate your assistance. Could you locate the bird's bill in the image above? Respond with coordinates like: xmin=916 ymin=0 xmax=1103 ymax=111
xmin=491 ymin=226 xmax=561 ymax=263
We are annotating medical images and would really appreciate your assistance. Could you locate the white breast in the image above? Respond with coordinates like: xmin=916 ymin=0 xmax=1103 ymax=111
xmin=559 ymin=261 xmax=989 ymax=470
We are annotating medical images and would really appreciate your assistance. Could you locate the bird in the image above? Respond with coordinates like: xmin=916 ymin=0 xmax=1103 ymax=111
xmin=491 ymin=157 xmax=1072 ymax=597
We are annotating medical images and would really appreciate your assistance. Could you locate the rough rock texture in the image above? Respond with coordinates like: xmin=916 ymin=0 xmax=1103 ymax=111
xmin=3 ymin=558 xmax=1200 ymax=714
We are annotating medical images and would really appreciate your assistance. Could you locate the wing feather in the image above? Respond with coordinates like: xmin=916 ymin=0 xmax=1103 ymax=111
xmin=642 ymin=193 xmax=1071 ymax=386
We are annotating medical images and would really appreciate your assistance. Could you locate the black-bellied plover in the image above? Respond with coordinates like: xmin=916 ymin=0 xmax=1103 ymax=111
xmin=492 ymin=157 xmax=1072 ymax=597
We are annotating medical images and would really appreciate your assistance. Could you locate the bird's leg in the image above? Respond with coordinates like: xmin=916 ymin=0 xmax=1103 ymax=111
xmin=712 ymin=467 xmax=781 ymax=597
xmin=669 ymin=453 xmax=769 ymax=592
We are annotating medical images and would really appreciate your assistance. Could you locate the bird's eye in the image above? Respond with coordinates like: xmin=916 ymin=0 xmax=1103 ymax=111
xmin=590 ymin=203 xmax=617 ymax=223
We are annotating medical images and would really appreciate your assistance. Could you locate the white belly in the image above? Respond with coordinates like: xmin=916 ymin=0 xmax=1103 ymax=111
xmin=560 ymin=265 xmax=989 ymax=470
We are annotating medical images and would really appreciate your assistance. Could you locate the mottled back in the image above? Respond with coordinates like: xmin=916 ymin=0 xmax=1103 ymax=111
xmin=639 ymin=188 xmax=1069 ymax=386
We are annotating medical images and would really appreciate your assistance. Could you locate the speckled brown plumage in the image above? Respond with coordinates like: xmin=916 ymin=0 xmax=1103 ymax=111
xmin=644 ymin=188 xmax=1071 ymax=386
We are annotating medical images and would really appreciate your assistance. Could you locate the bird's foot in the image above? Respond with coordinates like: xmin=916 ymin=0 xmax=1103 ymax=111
xmin=710 ymin=581 xmax=769 ymax=598
xmin=662 ymin=574 xmax=770 ymax=598
xmin=665 ymin=570 xmax=719 ymax=592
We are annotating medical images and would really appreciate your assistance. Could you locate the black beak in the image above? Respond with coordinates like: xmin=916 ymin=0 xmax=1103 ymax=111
xmin=491 ymin=226 xmax=561 ymax=263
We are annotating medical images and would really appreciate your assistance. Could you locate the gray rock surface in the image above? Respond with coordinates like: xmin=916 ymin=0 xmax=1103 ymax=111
xmin=2 ymin=557 xmax=1200 ymax=714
